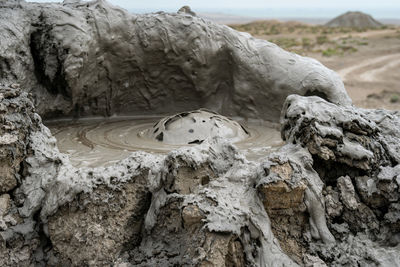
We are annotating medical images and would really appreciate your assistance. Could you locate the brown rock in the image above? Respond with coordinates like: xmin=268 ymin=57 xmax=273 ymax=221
xmin=225 ymin=240 xmax=246 ymax=267
xmin=259 ymin=181 xmax=307 ymax=210
xmin=165 ymin=162 xmax=215 ymax=194
xmin=199 ymin=234 xmax=245 ymax=267
xmin=182 ymin=204 xmax=204 ymax=227
xmin=0 ymin=157 xmax=18 ymax=193
xmin=270 ymin=162 xmax=293 ymax=180
xmin=48 ymin=175 xmax=151 ymax=266
xmin=0 ymin=194 xmax=10 ymax=216
xmin=266 ymin=207 xmax=309 ymax=264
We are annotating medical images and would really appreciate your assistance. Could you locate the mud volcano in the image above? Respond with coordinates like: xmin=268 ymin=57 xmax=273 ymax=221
xmin=1 ymin=1 xmax=400 ymax=266
xmin=46 ymin=110 xmax=282 ymax=167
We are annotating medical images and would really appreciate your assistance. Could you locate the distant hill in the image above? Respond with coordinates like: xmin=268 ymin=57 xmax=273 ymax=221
xmin=325 ymin=11 xmax=383 ymax=28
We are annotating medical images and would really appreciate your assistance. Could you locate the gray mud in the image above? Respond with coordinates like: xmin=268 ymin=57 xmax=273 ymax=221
xmin=1 ymin=1 xmax=399 ymax=266
xmin=0 ymin=0 xmax=350 ymax=122
xmin=46 ymin=115 xmax=283 ymax=167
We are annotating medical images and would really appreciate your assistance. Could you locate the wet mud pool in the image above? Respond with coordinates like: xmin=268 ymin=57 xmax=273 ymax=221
xmin=46 ymin=116 xmax=284 ymax=167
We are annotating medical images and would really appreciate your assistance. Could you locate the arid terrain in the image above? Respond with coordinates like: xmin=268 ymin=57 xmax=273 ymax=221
xmin=230 ymin=21 xmax=400 ymax=110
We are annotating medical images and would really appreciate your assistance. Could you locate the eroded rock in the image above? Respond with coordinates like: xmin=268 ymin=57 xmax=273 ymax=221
xmin=281 ymin=94 xmax=400 ymax=264
xmin=337 ymin=176 xmax=359 ymax=210
xmin=48 ymin=177 xmax=151 ymax=266
xmin=0 ymin=87 xmax=36 ymax=193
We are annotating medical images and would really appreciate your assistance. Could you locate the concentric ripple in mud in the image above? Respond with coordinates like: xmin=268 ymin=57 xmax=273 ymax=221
xmin=46 ymin=116 xmax=284 ymax=168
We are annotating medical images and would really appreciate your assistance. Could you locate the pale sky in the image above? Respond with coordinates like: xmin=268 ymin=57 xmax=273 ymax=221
xmin=26 ymin=0 xmax=400 ymax=18
xmin=26 ymin=0 xmax=400 ymax=8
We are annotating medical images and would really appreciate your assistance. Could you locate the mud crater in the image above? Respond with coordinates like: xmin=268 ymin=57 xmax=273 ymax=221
xmin=46 ymin=109 xmax=283 ymax=168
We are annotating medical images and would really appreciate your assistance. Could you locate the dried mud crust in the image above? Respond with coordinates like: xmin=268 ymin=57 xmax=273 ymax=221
xmin=0 ymin=85 xmax=43 ymax=266
xmin=281 ymin=95 xmax=400 ymax=266
xmin=0 ymin=86 xmax=38 ymax=193
xmin=1 ymin=84 xmax=400 ymax=266
xmin=48 ymin=178 xmax=151 ymax=266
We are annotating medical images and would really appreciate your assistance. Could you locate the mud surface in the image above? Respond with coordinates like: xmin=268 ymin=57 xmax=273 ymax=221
xmin=47 ymin=115 xmax=283 ymax=167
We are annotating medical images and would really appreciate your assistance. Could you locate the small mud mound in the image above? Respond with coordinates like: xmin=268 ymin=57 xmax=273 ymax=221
xmin=325 ymin=11 xmax=383 ymax=28
xmin=146 ymin=109 xmax=249 ymax=145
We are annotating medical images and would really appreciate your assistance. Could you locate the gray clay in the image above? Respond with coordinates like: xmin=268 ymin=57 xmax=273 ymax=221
xmin=0 ymin=0 xmax=350 ymax=122
xmin=0 ymin=1 xmax=399 ymax=266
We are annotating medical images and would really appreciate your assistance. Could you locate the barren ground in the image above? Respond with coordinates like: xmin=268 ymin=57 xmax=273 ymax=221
xmin=230 ymin=21 xmax=400 ymax=110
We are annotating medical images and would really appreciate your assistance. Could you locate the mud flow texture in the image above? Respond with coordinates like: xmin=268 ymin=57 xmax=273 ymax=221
xmin=145 ymin=109 xmax=249 ymax=145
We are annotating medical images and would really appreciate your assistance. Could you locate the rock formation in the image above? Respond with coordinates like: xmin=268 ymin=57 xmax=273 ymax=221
xmin=281 ymin=95 xmax=400 ymax=266
xmin=325 ymin=11 xmax=383 ymax=28
xmin=0 ymin=1 xmax=399 ymax=266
